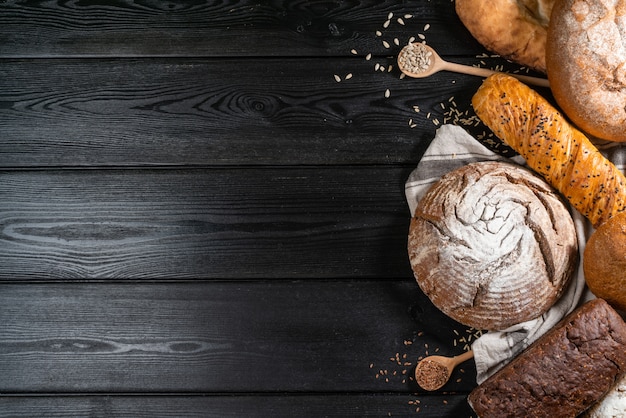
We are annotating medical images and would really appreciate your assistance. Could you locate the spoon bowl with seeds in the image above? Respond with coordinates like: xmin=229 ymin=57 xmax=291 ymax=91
xmin=398 ymin=42 xmax=550 ymax=88
xmin=414 ymin=349 xmax=474 ymax=391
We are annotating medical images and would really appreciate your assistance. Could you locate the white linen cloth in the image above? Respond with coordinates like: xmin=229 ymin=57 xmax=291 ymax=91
xmin=404 ymin=124 xmax=596 ymax=383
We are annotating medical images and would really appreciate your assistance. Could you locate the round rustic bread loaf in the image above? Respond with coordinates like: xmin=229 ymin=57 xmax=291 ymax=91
xmin=546 ymin=0 xmax=626 ymax=142
xmin=408 ymin=161 xmax=578 ymax=331
xmin=455 ymin=0 xmax=554 ymax=73
xmin=584 ymin=212 xmax=626 ymax=312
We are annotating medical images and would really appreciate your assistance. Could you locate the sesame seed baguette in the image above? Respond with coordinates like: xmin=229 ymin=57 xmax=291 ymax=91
xmin=472 ymin=73 xmax=626 ymax=228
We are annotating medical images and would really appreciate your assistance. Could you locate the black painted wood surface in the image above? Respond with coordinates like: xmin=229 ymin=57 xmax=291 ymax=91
xmin=0 ymin=0 xmax=531 ymax=416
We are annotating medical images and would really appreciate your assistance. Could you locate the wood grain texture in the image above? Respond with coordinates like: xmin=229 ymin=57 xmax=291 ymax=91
xmin=0 ymin=167 xmax=415 ymax=280
xmin=0 ymin=0 xmax=484 ymax=58
xmin=0 ymin=0 xmax=511 ymax=415
xmin=0 ymin=57 xmax=493 ymax=168
xmin=0 ymin=281 xmax=477 ymax=393
xmin=0 ymin=394 xmax=475 ymax=417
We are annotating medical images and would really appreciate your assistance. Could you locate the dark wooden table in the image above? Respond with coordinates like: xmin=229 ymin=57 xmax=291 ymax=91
xmin=0 ymin=1 xmax=539 ymax=416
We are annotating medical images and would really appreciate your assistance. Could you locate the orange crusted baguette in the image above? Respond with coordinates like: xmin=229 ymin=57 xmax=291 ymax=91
xmin=472 ymin=73 xmax=626 ymax=228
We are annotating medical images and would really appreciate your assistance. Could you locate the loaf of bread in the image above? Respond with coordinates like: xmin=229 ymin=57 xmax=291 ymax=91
xmin=546 ymin=0 xmax=626 ymax=142
xmin=472 ymin=73 xmax=626 ymax=228
xmin=456 ymin=0 xmax=554 ymax=72
xmin=468 ymin=298 xmax=626 ymax=417
xmin=584 ymin=212 xmax=626 ymax=312
xmin=408 ymin=161 xmax=578 ymax=331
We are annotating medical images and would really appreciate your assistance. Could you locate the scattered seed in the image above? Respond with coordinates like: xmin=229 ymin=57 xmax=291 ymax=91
xmin=376 ymin=30 xmax=382 ymax=37
xmin=418 ymin=33 xmax=426 ymax=40
xmin=350 ymin=49 xmax=358 ymax=55
xmin=384 ymin=89 xmax=390 ymax=98
xmin=345 ymin=73 xmax=353 ymax=80
xmin=408 ymin=36 xmax=416 ymax=43
xmin=382 ymin=40 xmax=390 ymax=48
xmin=397 ymin=17 xmax=405 ymax=25
xmin=387 ymin=12 xmax=394 ymax=19
xmin=334 ymin=74 xmax=341 ymax=82
xmin=393 ymin=38 xmax=400 ymax=46
xmin=375 ymin=63 xmax=380 ymax=71
xmin=404 ymin=13 xmax=413 ymax=19
xmin=424 ymin=23 xmax=431 ymax=31
xmin=383 ymin=19 xmax=390 ymax=28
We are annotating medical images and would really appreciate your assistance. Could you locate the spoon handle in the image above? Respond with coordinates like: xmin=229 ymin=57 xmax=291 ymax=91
xmin=443 ymin=61 xmax=550 ymax=88
xmin=453 ymin=349 xmax=474 ymax=365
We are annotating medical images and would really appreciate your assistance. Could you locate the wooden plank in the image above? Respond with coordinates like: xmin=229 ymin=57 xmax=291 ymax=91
xmin=0 ymin=394 xmax=476 ymax=417
xmin=0 ymin=167 xmax=416 ymax=280
xmin=0 ymin=56 xmax=505 ymax=168
xmin=0 ymin=281 xmax=478 ymax=394
xmin=0 ymin=0 xmax=485 ymax=58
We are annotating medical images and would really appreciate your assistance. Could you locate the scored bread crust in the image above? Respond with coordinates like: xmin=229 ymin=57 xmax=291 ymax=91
xmin=455 ymin=0 xmax=554 ymax=73
xmin=408 ymin=161 xmax=578 ymax=331
xmin=546 ymin=0 xmax=626 ymax=142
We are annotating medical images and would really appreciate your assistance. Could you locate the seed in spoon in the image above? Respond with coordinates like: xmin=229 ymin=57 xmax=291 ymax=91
xmin=398 ymin=42 xmax=432 ymax=74
xmin=415 ymin=358 xmax=449 ymax=391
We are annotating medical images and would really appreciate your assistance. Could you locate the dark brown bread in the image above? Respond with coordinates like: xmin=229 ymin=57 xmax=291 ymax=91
xmin=468 ymin=299 xmax=626 ymax=417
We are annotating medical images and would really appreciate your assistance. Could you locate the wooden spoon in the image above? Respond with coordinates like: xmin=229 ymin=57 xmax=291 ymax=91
xmin=397 ymin=43 xmax=550 ymax=88
xmin=414 ymin=350 xmax=474 ymax=391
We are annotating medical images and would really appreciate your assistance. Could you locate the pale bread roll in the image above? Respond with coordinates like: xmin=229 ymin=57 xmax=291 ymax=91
xmin=408 ymin=161 xmax=578 ymax=330
xmin=456 ymin=0 xmax=554 ymax=72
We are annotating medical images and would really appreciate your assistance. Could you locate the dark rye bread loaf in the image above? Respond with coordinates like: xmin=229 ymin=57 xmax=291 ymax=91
xmin=468 ymin=299 xmax=626 ymax=417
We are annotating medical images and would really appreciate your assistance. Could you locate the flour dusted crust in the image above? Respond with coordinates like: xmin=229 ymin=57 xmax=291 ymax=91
xmin=455 ymin=0 xmax=554 ymax=73
xmin=547 ymin=0 xmax=626 ymax=142
xmin=407 ymin=161 xmax=578 ymax=331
